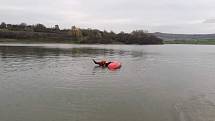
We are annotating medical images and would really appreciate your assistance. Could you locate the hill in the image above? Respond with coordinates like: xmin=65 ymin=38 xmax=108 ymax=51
xmin=153 ymin=32 xmax=215 ymax=41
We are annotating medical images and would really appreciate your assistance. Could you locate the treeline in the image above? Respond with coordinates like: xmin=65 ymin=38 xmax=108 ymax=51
xmin=0 ymin=22 xmax=163 ymax=44
xmin=0 ymin=22 xmax=60 ymax=33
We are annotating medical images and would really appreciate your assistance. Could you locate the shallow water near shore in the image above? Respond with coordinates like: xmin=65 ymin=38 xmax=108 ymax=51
xmin=1 ymin=43 xmax=215 ymax=121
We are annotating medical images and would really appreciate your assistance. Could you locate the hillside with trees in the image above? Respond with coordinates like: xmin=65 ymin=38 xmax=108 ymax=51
xmin=0 ymin=22 xmax=163 ymax=44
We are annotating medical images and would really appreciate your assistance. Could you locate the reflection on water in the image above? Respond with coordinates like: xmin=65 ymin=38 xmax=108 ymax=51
xmin=0 ymin=44 xmax=143 ymax=59
xmin=1 ymin=43 xmax=215 ymax=121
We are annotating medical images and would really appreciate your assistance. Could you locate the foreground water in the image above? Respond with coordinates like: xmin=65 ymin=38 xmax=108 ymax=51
xmin=0 ymin=43 xmax=215 ymax=121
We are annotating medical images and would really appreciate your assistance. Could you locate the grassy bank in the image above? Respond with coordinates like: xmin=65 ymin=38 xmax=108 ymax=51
xmin=164 ymin=39 xmax=215 ymax=45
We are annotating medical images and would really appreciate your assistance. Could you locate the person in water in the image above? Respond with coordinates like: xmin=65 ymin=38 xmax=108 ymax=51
xmin=93 ymin=59 xmax=112 ymax=67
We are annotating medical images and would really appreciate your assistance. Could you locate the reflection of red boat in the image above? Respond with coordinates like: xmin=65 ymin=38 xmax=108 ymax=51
xmin=108 ymin=61 xmax=121 ymax=70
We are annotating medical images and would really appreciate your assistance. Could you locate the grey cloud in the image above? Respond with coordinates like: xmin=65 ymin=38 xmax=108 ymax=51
xmin=203 ymin=19 xmax=215 ymax=24
xmin=0 ymin=0 xmax=215 ymax=33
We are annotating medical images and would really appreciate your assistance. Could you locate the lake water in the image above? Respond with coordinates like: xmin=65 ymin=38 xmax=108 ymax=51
xmin=0 ymin=43 xmax=215 ymax=121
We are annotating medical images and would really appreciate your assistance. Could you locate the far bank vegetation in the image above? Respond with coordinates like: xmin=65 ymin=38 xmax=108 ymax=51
xmin=0 ymin=22 xmax=163 ymax=44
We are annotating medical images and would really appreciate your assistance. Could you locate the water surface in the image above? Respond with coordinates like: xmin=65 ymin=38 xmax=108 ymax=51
xmin=1 ymin=43 xmax=215 ymax=121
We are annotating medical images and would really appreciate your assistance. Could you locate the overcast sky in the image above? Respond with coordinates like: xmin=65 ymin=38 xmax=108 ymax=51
xmin=1 ymin=0 xmax=215 ymax=34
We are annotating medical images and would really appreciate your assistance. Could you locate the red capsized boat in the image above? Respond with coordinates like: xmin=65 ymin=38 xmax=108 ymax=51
xmin=108 ymin=61 xmax=121 ymax=70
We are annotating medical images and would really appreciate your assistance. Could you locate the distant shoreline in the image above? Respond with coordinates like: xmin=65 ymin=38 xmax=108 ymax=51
xmin=164 ymin=39 xmax=215 ymax=45
xmin=0 ymin=38 xmax=122 ymax=44
xmin=1 ymin=38 xmax=215 ymax=45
